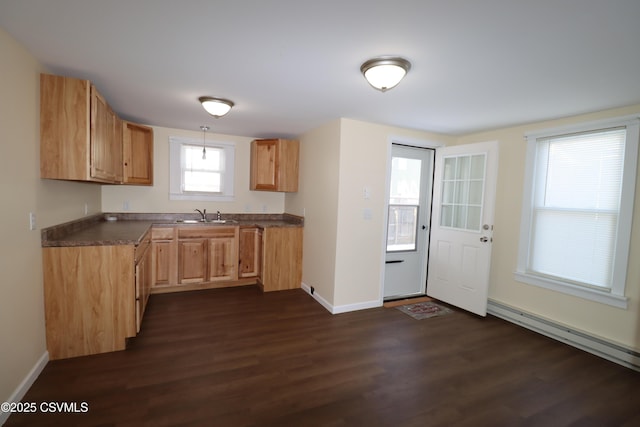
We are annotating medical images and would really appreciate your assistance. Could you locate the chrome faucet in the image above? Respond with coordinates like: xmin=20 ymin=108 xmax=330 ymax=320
xmin=195 ymin=209 xmax=207 ymax=222
xmin=216 ymin=210 xmax=222 ymax=221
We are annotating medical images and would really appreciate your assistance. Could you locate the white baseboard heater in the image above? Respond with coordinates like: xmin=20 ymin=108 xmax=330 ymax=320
xmin=487 ymin=300 xmax=640 ymax=371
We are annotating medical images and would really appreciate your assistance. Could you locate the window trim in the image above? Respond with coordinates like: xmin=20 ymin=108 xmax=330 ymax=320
xmin=515 ymin=115 xmax=639 ymax=309
xmin=169 ymin=136 xmax=235 ymax=201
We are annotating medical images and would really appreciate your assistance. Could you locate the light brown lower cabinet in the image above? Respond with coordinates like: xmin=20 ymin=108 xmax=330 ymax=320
xmin=43 ymin=245 xmax=137 ymax=360
xmin=41 ymin=224 xmax=302 ymax=360
xmin=260 ymin=227 xmax=303 ymax=292
xmin=176 ymin=226 xmax=239 ymax=285
xmin=43 ymin=229 xmax=153 ymax=360
xmin=151 ymin=227 xmax=177 ymax=287
xmin=239 ymin=226 xmax=261 ymax=278
xmin=134 ymin=231 xmax=152 ymax=333
xmin=178 ymin=239 xmax=208 ymax=284
xmin=151 ymin=224 xmax=302 ymax=293
xmin=208 ymin=231 xmax=238 ymax=282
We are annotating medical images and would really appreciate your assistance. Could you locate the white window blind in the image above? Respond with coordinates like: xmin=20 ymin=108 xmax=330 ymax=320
xmin=182 ymin=144 xmax=224 ymax=193
xmin=516 ymin=115 xmax=639 ymax=308
xmin=529 ymin=128 xmax=625 ymax=289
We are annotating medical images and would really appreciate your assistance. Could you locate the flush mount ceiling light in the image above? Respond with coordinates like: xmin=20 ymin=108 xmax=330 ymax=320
xmin=360 ymin=57 xmax=411 ymax=92
xmin=199 ymin=96 xmax=234 ymax=117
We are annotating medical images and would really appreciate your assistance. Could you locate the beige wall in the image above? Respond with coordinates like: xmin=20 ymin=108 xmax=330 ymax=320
xmin=285 ymin=120 xmax=341 ymax=303
xmin=333 ymin=119 xmax=451 ymax=308
xmin=0 ymin=28 xmax=102 ymax=403
xmin=102 ymin=126 xmax=285 ymax=214
xmin=289 ymin=118 xmax=452 ymax=311
xmin=454 ymin=105 xmax=640 ymax=351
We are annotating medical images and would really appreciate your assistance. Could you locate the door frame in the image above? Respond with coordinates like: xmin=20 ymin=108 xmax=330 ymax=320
xmin=379 ymin=136 xmax=444 ymax=305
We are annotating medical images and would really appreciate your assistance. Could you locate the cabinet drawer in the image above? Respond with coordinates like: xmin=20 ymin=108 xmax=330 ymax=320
xmin=177 ymin=226 xmax=237 ymax=239
xmin=152 ymin=227 xmax=175 ymax=240
xmin=135 ymin=238 xmax=150 ymax=263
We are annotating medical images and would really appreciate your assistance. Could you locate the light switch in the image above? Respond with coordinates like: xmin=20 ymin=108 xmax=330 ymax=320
xmin=363 ymin=208 xmax=372 ymax=220
xmin=363 ymin=186 xmax=371 ymax=199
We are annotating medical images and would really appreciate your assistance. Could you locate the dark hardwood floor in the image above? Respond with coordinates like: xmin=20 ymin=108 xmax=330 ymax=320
xmin=5 ymin=286 xmax=640 ymax=426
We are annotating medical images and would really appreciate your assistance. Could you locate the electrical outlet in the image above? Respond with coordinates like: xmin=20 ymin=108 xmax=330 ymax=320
xmin=123 ymin=200 xmax=130 ymax=211
xmin=29 ymin=212 xmax=36 ymax=230
xmin=84 ymin=203 xmax=89 ymax=215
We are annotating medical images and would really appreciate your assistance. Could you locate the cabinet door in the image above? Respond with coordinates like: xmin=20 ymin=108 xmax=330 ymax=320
xmin=90 ymin=86 xmax=122 ymax=182
xmin=135 ymin=244 xmax=152 ymax=333
xmin=208 ymin=236 xmax=238 ymax=282
xmin=250 ymin=139 xmax=279 ymax=190
xmin=250 ymin=139 xmax=299 ymax=192
xmin=178 ymin=239 xmax=208 ymax=284
xmin=261 ymin=227 xmax=303 ymax=292
xmin=43 ymin=245 xmax=135 ymax=360
xmin=123 ymin=121 xmax=154 ymax=185
xmin=239 ymin=227 xmax=261 ymax=278
xmin=40 ymin=74 xmax=92 ymax=181
xmin=152 ymin=241 xmax=176 ymax=286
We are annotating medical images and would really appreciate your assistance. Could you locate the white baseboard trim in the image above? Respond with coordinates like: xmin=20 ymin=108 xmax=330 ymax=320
xmin=331 ymin=299 xmax=381 ymax=314
xmin=487 ymin=300 xmax=640 ymax=371
xmin=301 ymin=282 xmax=382 ymax=314
xmin=301 ymin=282 xmax=333 ymax=313
xmin=0 ymin=351 xmax=49 ymax=425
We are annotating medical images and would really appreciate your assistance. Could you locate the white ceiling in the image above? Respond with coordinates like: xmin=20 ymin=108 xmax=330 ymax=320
xmin=2 ymin=0 xmax=639 ymax=139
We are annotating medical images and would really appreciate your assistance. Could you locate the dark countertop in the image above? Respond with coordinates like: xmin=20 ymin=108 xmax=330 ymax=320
xmin=42 ymin=213 xmax=303 ymax=247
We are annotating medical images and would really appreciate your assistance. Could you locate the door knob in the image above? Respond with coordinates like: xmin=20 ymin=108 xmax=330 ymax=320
xmin=480 ymin=236 xmax=489 ymax=242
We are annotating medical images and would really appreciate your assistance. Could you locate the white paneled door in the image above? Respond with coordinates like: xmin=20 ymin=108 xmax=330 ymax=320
xmin=427 ymin=141 xmax=499 ymax=316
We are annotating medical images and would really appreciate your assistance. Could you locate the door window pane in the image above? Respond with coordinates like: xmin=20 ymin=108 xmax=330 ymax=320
xmin=440 ymin=154 xmax=486 ymax=231
xmin=387 ymin=155 xmax=422 ymax=252
xmin=387 ymin=205 xmax=418 ymax=251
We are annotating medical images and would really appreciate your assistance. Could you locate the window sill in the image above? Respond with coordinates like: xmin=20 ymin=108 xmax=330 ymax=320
xmin=514 ymin=271 xmax=628 ymax=309
xmin=169 ymin=193 xmax=234 ymax=202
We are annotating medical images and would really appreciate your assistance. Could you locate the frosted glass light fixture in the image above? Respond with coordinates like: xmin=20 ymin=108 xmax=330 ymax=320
xmin=360 ymin=57 xmax=411 ymax=92
xmin=199 ymin=96 xmax=234 ymax=117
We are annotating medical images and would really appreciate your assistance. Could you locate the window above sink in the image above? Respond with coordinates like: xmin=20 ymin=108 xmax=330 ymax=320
xmin=168 ymin=136 xmax=235 ymax=202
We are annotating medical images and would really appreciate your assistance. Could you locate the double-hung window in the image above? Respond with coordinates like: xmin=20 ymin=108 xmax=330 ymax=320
xmin=169 ymin=136 xmax=235 ymax=201
xmin=515 ymin=116 xmax=639 ymax=308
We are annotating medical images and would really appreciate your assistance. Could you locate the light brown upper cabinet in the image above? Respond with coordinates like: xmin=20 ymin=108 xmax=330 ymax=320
xmin=40 ymin=73 xmax=123 ymax=183
xmin=250 ymin=139 xmax=299 ymax=192
xmin=122 ymin=121 xmax=154 ymax=185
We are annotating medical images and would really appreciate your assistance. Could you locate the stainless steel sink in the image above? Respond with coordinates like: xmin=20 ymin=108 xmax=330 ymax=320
xmin=175 ymin=219 xmax=237 ymax=224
